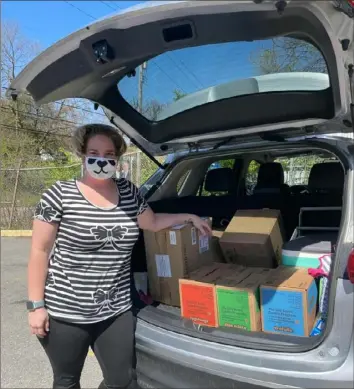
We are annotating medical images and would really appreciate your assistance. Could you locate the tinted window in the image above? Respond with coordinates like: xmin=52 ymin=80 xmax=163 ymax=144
xmin=245 ymin=160 xmax=260 ymax=195
xmin=275 ymin=156 xmax=338 ymax=186
xmin=118 ymin=37 xmax=327 ymax=121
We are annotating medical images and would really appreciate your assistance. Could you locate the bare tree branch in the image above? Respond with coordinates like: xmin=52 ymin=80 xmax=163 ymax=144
xmin=251 ymin=37 xmax=327 ymax=75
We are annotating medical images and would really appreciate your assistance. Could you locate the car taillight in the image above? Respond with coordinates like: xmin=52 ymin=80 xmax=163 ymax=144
xmin=347 ymin=249 xmax=354 ymax=283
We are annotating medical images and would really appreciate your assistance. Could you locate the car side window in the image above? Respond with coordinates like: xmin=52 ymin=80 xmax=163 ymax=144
xmin=274 ymin=156 xmax=337 ymax=192
xmin=245 ymin=160 xmax=260 ymax=195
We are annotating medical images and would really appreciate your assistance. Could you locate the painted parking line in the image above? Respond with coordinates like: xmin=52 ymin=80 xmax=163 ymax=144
xmin=1 ymin=230 xmax=32 ymax=237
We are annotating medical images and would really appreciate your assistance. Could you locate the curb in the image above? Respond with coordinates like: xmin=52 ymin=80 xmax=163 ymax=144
xmin=1 ymin=230 xmax=32 ymax=237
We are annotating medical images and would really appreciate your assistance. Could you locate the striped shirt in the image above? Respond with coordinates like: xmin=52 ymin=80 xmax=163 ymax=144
xmin=34 ymin=178 xmax=148 ymax=324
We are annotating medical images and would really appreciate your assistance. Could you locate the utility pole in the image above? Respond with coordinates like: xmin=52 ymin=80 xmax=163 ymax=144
xmin=138 ymin=61 xmax=147 ymax=114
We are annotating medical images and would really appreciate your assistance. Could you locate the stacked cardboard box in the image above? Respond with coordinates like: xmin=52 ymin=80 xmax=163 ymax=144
xmin=179 ymin=264 xmax=275 ymax=330
xmin=260 ymin=266 xmax=318 ymax=337
xmin=216 ymin=268 xmax=274 ymax=331
xmin=219 ymin=209 xmax=284 ymax=268
xmin=179 ymin=264 xmax=318 ymax=336
xmin=179 ymin=263 xmax=227 ymax=327
xmin=144 ymin=219 xmax=223 ymax=306
xmin=144 ymin=208 xmax=318 ymax=337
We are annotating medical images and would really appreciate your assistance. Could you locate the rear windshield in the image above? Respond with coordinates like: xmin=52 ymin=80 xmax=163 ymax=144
xmin=118 ymin=37 xmax=328 ymax=122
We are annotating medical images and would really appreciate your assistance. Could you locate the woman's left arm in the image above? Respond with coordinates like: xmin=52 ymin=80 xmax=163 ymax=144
xmin=129 ymin=180 xmax=212 ymax=235
xmin=138 ymin=208 xmax=212 ymax=236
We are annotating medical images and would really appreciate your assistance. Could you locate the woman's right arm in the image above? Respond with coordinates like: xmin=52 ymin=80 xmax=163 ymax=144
xmin=28 ymin=181 xmax=63 ymax=337
xmin=28 ymin=220 xmax=59 ymax=337
xmin=28 ymin=220 xmax=58 ymax=302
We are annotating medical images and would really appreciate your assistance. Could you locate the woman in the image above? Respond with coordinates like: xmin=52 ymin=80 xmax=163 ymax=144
xmin=27 ymin=123 xmax=211 ymax=389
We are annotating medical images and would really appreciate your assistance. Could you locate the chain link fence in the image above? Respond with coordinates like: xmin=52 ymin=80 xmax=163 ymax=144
xmin=1 ymin=151 xmax=161 ymax=230
xmin=1 ymin=160 xmax=82 ymax=229
xmin=117 ymin=151 xmax=162 ymax=186
xmin=245 ymin=155 xmax=337 ymax=195
xmin=0 ymin=148 xmax=342 ymax=230
xmin=277 ymin=156 xmax=336 ymax=186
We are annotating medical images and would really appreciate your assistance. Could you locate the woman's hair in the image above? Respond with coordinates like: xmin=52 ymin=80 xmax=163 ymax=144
xmin=73 ymin=123 xmax=127 ymax=158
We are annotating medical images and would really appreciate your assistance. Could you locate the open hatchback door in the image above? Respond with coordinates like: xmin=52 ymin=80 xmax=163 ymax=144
xmin=7 ymin=0 xmax=354 ymax=155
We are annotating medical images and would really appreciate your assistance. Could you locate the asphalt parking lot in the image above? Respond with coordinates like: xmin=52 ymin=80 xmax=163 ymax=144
xmin=1 ymin=238 xmax=102 ymax=388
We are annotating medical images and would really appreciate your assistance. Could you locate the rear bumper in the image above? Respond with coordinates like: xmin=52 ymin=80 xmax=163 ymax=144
xmin=136 ymin=320 xmax=353 ymax=389
xmin=135 ymin=280 xmax=354 ymax=389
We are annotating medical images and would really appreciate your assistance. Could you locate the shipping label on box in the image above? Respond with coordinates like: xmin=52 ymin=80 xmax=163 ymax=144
xmin=155 ymin=254 xmax=172 ymax=278
xmin=144 ymin=220 xmax=213 ymax=306
xmin=219 ymin=209 xmax=284 ymax=268
xmin=216 ymin=269 xmax=273 ymax=331
xmin=260 ymin=267 xmax=318 ymax=337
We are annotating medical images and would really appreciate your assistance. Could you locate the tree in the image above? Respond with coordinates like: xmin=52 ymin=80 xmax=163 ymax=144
xmin=0 ymin=21 xmax=85 ymax=166
xmin=1 ymin=22 xmax=41 ymax=87
xmin=173 ymin=89 xmax=187 ymax=101
xmin=251 ymin=37 xmax=327 ymax=75
xmin=130 ymin=97 xmax=165 ymax=121
xmin=250 ymin=36 xmax=329 ymax=184
xmin=0 ymin=21 xmax=90 ymax=220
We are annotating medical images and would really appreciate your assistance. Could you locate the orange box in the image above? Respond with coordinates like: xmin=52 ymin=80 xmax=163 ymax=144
xmin=179 ymin=263 xmax=244 ymax=327
xmin=179 ymin=264 xmax=222 ymax=327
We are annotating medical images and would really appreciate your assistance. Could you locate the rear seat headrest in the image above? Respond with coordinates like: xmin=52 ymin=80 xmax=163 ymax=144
xmin=255 ymin=162 xmax=284 ymax=189
xmin=308 ymin=162 xmax=344 ymax=191
xmin=204 ymin=167 xmax=233 ymax=192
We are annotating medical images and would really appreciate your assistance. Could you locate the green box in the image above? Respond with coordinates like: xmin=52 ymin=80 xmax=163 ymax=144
xmin=216 ymin=269 xmax=272 ymax=331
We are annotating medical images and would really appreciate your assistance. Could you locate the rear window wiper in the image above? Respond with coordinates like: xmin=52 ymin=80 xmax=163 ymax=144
xmin=259 ymin=133 xmax=286 ymax=142
xmin=213 ymin=136 xmax=234 ymax=150
xmin=212 ymin=133 xmax=286 ymax=150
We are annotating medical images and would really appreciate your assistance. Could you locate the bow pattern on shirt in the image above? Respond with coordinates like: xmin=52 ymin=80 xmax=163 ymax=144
xmin=46 ymin=271 xmax=56 ymax=288
xmin=35 ymin=201 xmax=58 ymax=223
xmin=90 ymin=225 xmax=129 ymax=250
xmin=93 ymin=287 xmax=120 ymax=313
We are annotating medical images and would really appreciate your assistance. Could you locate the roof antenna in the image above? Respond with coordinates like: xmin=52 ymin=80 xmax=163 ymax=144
xmin=275 ymin=0 xmax=287 ymax=15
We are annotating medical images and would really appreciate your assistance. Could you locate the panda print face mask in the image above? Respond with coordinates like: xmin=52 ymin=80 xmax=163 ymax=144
xmin=85 ymin=157 xmax=117 ymax=180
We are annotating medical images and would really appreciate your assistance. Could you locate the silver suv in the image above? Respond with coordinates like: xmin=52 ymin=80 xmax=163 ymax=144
xmin=8 ymin=1 xmax=354 ymax=388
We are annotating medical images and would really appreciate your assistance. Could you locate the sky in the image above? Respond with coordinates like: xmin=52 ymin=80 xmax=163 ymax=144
xmin=2 ymin=1 xmax=320 ymax=117
xmin=2 ymin=1 xmax=143 ymax=48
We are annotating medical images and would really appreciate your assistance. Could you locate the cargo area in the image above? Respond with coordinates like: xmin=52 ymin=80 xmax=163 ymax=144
xmin=130 ymin=148 xmax=346 ymax=350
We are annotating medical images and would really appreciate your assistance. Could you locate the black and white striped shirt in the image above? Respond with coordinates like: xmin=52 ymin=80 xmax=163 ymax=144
xmin=34 ymin=178 xmax=148 ymax=324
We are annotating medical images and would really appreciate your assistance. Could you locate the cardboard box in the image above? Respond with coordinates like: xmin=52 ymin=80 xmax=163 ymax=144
xmin=144 ymin=220 xmax=214 ymax=306
xmin=179 ymin=263 xmax=244 ymax=327
xmin=212 ymin=230 xmax=223 ymax=239
xmin=216 ymin=268 xmax=274 ymax=331
xmin=260 ymin=267 xmax=318 ymax=337
xmin=219 ymin=209 xmax=284 ymax=268
xmin=211 ymin=230 xmax=225 ymax=263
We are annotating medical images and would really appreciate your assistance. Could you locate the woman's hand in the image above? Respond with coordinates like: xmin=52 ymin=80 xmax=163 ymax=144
xmin=29 ymin=308 xmax=50 ymax=337
xmin=190 ymin=215 xmax=212 ymax=236
xmin=138 ymin=208 xmax=213 ymax=235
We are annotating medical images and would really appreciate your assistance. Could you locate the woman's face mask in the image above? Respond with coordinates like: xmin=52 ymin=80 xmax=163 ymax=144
xmin=85 ymin=156 xmax=117 ymax=180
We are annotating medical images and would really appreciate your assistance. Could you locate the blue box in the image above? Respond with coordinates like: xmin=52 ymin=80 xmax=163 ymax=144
xmin=310 ymin=314 xmax=326 ymax=337
xmin=260 ymin=267 xmax=318 ymax=337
